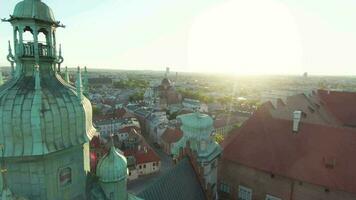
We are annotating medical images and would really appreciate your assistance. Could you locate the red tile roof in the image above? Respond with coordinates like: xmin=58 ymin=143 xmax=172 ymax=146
xmin=115 ymin=108 xmax=127 ymax=118
xmin=161 ymin=128 xmax=183 ymax=144
xmin=223 ymin=99 xmax=356 ymax=194
xmin=124 ymin=147 xmax=160 ymax=164
xmin=318 ymin=90 xmax=356 ymax=127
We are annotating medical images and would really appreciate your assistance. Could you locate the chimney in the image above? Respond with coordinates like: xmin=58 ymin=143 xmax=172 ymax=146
xmin=293 ymin=110 xmax=302 ymax=132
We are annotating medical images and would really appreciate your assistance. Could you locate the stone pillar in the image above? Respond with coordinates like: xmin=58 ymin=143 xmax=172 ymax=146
xmin=33 ymin=27 xmax=40 ymax=64
xmin=52 ymin=30 xmax=57 ymax=57
xmin=18 ymin=26 xmax=24 ymax=57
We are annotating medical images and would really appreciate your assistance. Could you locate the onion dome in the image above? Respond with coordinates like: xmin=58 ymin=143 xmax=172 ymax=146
xmin=0 ymin=71 xmax=96 ymax=157
xmin=96 ymin=146 xmax=128 ymax=182
xmin=12 ymin=0 xmax=55 ymax=23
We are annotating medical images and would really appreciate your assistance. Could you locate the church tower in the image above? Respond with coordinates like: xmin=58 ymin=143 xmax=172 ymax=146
xmin=172 ymin=112 xmax=222 ymax=198
xmin=1 ymin=0 xmax=96 ymax=199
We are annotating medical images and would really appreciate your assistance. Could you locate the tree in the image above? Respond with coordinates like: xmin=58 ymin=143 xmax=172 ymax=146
xmin=129 ymin=91 xmax=144 ymax=102
xmin=213 ymin=133 xmax=224 ymax=144
xmin=92 ymin=106 xmax=102 ymax=116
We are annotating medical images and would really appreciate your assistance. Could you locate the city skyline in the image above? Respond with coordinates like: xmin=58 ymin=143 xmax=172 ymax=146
xmin=1 ymin=0 xmax=356 ymax=75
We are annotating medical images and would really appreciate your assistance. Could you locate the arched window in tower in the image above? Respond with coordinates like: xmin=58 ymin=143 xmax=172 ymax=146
xmin=38 ymin=29 xmax=48 ymax=56
xmin=23 ymin=26 xmax=34 ymax=56
xmin=14 ymin=27 xmax=19 ymax=42
xmin=38 ymin=30 xmax=47 ymax=44
xmin=23 ymin=26 xmax=33 ymax=42
xmin=59 ymin=167 xmax=72 ymax=187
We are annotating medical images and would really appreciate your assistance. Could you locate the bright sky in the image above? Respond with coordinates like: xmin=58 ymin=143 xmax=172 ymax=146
xmin=1 ymin=0 xmax=356 ymax=75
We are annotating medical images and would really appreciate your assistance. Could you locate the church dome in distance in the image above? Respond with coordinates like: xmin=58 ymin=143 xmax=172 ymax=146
xmin=96 ymin=146 xmax=128 ymax=182
xmin=13 ymin=0 xmax=55 ymax=23
xmin=161 ymin=78 xmax=171 ymax=87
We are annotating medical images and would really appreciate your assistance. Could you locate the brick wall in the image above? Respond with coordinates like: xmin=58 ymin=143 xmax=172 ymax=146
xmin=218 ymin=159 xmax=356 ymax=200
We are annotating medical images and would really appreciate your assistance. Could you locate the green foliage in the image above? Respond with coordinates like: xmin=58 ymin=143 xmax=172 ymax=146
xmin=129 ymin=91 xmax=144 ymax=102
xmin=114 ymin=78 xmax=149 ymax=89
xmin=213 ymin=133 xmax=224 ymax=144
xmin=177 ymin=88 xmax=214 ymax=103
xmin=217 ymin=96 xmax=233 ymax=105
xmin=92 ymin=106 xmax=102 ymax=116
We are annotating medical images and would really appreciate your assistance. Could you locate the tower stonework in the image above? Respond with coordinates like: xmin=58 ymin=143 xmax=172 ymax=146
xmin=172 ymin=112 xmax=222 ymax=199
xmin=1 ymin=0 xmax=96 ymax=199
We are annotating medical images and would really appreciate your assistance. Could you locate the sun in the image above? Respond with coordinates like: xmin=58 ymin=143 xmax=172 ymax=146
xmin=187 ymin=0 xmax=304 ymax=75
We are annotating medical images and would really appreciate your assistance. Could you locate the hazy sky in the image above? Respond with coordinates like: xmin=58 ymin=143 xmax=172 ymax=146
xmin=1 ymin=0 xmax=356 ymax=75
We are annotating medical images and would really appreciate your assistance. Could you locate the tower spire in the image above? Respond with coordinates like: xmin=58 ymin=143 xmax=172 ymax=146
xmin=76 ymin=66 xmax=83 ymax=101
xmin=83 ymin=66 xmax=89 ymax=97
xmin=64 ymin=66 xmax=70 ymax=83
xmin=56 ymin=44 xmax=64 ymax=73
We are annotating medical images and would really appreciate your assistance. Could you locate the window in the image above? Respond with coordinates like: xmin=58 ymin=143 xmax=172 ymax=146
xmin=219 ymin=182 xmax=230 ymax=194
xmin=139 ymin=165 xmax=142 ymax=169
xmin=59 ymin=167 xmax=72 ymax=187
xmin=238 ymin=185 xmax=252 ymax=200
xmin=266 ymin=194 xmax=281 ymax=200
xmin=143 ymin=164 xmax=146 ymax=168
xmin=153 ymin=163 xmax=156 ymax=166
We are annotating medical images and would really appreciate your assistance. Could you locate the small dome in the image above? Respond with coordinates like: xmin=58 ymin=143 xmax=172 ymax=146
xmin=13 ymin=0 xmax=55 ymax=23
xmin=96 ymin=147 xmax=128 ymax=182
xmin=178 ymin=112 xmax=214 ymax=138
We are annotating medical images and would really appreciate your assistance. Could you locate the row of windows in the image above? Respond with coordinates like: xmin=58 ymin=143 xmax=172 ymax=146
xmin=219 ymin=183 xmax=281 ymax=200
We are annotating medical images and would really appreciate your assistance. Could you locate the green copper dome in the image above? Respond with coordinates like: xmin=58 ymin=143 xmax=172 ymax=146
xmin=178 ymin=112 xmax=214 ymax=138
xmin=0 ymin=73 xmax=96 ymax=157
xmin=13 ymin=0 xmax=55 ymax=23
xmin=96 ymin=146 xmax=128 ymax=183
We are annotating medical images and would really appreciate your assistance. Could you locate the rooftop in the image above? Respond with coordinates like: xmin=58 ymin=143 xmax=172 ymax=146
xmin=223 ymin=90 xmax=356 ymax=194
xmin=138 ymin=157 xmax=206 ymax=200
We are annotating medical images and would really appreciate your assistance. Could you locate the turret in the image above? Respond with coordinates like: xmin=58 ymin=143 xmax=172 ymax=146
xmin=2 ymin=0 xmax=65 ymax=76
xmin=96 ymin=146 xmax=128 ymax=200
xmin=76 ymin=66 xmax=83 ymax=101
xmin=83 ymin=66 xmax=89 ymax=97
xmin=0 ymin=1 xmax=96 ymax=199
xmin=64 ymin=66 xmax=70 ymax=83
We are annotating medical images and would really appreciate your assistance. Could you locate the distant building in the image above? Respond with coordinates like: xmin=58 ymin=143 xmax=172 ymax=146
xmin=146 ymin=111 xmax=169 ymax=143
xmin=124 ymin=145 xmax=161 ymax=177
xmin=219 ymin=90 xmax=356 ymax=200
xmin=213 ymin=114 xmax=239 ymax=136
xmin=95 ymin=117 xmax=140 ymax=137
xmin=88 ymin=77 xmax=113 ymax=85
xmin=160 ymin=127 xmax=183 ymax=155
xmin=144 ymin=76 xmax=182 ymax=110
